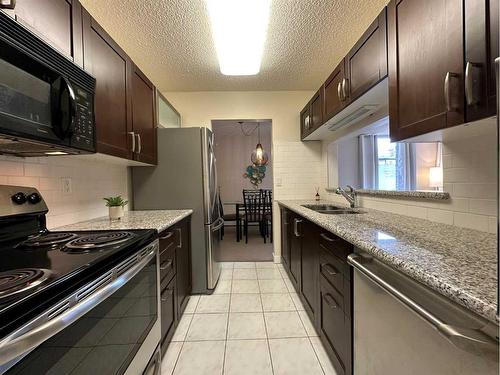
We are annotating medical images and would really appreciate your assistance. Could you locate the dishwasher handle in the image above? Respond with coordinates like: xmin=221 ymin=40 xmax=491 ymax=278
xmin=347 ymin=254 xmax=499 ymax=357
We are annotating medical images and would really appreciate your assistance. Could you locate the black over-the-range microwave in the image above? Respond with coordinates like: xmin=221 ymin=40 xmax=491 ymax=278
xmin=0 ymin=11 xmax=96 ymax=157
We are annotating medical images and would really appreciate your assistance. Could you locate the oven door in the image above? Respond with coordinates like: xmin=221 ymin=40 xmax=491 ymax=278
xmin=0 ymin=240 xmax=160 ymax=375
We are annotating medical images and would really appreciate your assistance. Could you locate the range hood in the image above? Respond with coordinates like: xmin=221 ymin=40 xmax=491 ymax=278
xmin=304 ymin=78 xmax=388 ymax=141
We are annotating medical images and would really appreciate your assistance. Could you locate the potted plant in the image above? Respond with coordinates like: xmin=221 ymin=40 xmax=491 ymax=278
xmin=103 ymin=196 xmax=128 ymax=220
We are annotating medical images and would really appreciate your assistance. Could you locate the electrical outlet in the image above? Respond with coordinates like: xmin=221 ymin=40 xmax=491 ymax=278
xmin=61 ymin=177 xmax=72 ymax=194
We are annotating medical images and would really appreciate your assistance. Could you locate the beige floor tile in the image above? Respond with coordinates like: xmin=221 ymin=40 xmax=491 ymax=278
xmin=230 ymin=294 xmax=262 ymax=312
xmin=268 ymin=338 xmax=324 ymax=375
xmin=185 ymin=313 xmax=228 ymax=341
xmin=227 ymin=312 xmax=267 ymax=339
xmin=220 ymin=269 xmax=233 ymax=280
xmin=224 ymin=339 xmax=273 ymax=375
xmin=195 ymin=295 xmax=230 ymax=314
xmin=261 ymin=293 xmax=296 ymax=312
xmin=232 ymin=268 xmax=258 ymax=280
xmin=171 ymin=314 xmax=193 ymax=342
xmin=264 ymin=311 xmax=307 ymax=338
xmin=233 ymin=262 xmax=256 ymax=269
xmin=161 ymin=341 xmax=182 ymax=375
xmin=173 ymin=340 xmax=225 ymax=375
xmin=310 ymin=337 xmax=339 ymax=375
xmin=213 ymin=280 xmax=232 ymax=294
xmin=221 ymin=262 xmax=234 ymax=269
xmin=283 ymin=277 xmax=296 ymax=293
xmin=255 ymin=262 xmax=277 ymax=269
xmin=232 ymin=279 xmax=260 ymax=294
xmin=258 ymin=279 xmax=288 ymax=294
xmin=298 ymin=310 xmax=319 ymax=337
xmin=256 ymin=268 xmax=283 ymax=280
xmin=183 ymin=295 xmax=200 ymax=314
xmin=289 ymin=293 xmax=305 ymax=311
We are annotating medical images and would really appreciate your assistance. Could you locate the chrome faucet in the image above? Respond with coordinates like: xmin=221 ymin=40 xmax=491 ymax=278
xmin=335 ymin=185 xmax=357 ymax=208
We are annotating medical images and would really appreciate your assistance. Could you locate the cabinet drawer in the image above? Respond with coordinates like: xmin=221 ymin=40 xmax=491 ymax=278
xmin=319 ymin=232 xmax=351 ymax=277
xmin=159 ymin=228 xmax=177 ymax=253
xmin=160 ymin=245 xmax=176 ymax=285
xmin=160 ymin=277 xmax=176 ymax=348
xmin=319 ymin=245 xmax=345 ymax=296
xmin=320 ymin=274 xmax=349 ymax=375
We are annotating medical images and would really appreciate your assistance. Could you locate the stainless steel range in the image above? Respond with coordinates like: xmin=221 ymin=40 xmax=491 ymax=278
xmin=0 ymin=185 xmax=161 ymax=375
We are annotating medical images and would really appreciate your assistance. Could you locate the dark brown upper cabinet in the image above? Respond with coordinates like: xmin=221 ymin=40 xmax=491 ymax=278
xmin=300 ymin=102 xmax=312 ymax=140
xmin=1 ymin=0 xmax=83 ymax=66
xmin=310 ymin=89 xmax=324 ymax=133
xmin=464 ymin=0 xmax=499 ymax=122
xmin=131 ymin=65 xmax=157 ymax=165
xmin=323 ymin=60 xmax=347 ymax=123
xmin=82 ymin=10 xmax=132 ymax=160
xmin=345 ymin=8 xmax=387 ymax=103
xmin=388 ymin=0 xmax=464 ymax=141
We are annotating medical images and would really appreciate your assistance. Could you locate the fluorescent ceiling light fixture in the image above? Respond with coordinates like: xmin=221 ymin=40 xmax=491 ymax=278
xmin=44 ymin=151 xmax=68 ymax=155
xmin=207 ymin=0 xmax=271 ymax=76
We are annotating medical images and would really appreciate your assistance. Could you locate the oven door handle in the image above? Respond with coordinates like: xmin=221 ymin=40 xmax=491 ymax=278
xmin=0 ymin=244 xmax=157 ymax=366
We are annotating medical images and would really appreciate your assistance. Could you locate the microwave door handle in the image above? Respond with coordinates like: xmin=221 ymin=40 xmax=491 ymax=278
xmin=52 ymin=76 xmax=76 ymax=139
xmin=0 ymin=247 xmax=156 ymax=365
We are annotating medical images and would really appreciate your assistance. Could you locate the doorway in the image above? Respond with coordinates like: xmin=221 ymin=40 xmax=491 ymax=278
xmin=212 ymin=119 xmax=273 ymax=262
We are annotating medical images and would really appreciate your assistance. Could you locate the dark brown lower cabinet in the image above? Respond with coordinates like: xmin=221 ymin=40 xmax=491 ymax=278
xmin=160 ymin=277 xmax=176 ymax=348
xmin=159 ymin=216 xmax=192 ymax=355
xmin=280 ymin=207 xmax=353 ymax=374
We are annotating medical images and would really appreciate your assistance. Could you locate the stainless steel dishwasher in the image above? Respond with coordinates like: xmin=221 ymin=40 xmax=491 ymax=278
xmin=348 ymin=250 xmax=499 ymax=375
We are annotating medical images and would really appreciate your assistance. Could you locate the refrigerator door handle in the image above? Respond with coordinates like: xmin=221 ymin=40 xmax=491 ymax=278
xmin=211 ymin=218 xmax=224 ymax=232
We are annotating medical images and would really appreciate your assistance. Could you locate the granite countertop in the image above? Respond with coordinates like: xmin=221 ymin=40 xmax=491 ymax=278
xmin=278 ymin=200 xmax=498 ymax=323
xmin=56 ymin=210 xmax=193 ymax=233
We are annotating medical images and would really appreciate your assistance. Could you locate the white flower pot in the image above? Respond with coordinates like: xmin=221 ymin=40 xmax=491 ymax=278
xmin=109 ymin=206 xmax=124 ymax=220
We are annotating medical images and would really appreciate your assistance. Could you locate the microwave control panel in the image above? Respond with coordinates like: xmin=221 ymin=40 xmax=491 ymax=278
xmin=71 ymin=86 xmax=95 ymax=152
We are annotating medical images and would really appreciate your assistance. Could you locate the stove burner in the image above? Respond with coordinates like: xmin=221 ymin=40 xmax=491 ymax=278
xmin=20 ymin=232 xmax=78 ymax=248
xmin=64 ymin=231 xmax=135 ymax=252
xmin=0 ymin=268 xmax=52 ymax=299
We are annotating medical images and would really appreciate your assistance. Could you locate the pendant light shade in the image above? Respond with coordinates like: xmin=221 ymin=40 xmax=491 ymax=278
xmin=251 ymin=123 xmax=269 ymax=166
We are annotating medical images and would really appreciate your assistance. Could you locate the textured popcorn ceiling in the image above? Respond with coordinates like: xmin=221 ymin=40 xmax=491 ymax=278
xmin=79 ymin=0 xmax=388 ymax=91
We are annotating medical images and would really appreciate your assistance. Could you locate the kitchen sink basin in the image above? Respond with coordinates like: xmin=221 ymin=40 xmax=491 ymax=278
xmin=301 ymin=204 xmax=364 ymax=215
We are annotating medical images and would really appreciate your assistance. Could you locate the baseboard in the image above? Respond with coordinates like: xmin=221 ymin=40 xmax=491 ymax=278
xmin=273 ymin=253 xmax=282 ymax=263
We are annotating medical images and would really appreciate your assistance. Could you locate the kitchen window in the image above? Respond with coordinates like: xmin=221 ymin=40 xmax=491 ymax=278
xmin=328 ymin=119 xmax=442 ymax=192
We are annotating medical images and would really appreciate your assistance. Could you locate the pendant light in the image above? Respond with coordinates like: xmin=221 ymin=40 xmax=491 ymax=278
xmin=251 ymin=122 xmax=269 ymax=166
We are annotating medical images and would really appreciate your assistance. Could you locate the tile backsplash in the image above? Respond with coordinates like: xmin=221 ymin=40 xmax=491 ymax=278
xmin=323 ymin=118 xmax=498 ymax=234
xmin=0 ymin=155 xmax=129 ymax=229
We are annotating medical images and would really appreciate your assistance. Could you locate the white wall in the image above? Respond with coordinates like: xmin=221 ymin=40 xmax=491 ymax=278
xmin=163 ymin=90 xmax=319 ymax=260
xmin=0 ymin=155 xmax=129 ymax=229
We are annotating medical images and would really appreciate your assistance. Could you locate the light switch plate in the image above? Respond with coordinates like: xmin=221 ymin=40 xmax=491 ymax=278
xmin=61 ymin=177 xmax=72 ymax=194
xmin=276 ymin=177 xmax=283 ymax=187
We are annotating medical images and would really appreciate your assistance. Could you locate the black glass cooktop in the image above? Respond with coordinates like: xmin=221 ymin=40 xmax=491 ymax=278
xmin=0 ymin=229 xmax=157 ymax=338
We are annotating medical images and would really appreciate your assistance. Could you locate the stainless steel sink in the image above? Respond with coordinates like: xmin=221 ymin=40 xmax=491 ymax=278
xmin=301 ymin=204 xmax=364 ymax=215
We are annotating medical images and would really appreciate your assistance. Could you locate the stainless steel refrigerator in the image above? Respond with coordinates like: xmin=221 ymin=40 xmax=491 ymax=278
xmin=132 ymin=127 xmax=222 ymax=294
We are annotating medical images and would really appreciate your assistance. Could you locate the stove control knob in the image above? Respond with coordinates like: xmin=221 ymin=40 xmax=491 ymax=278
xmin=27 ymin=193 xmax=41 ymax=204
xmin=11 ymin=192 xmax=27 ymax=205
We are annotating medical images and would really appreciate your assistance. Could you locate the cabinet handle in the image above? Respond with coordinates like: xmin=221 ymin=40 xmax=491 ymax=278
xmin=322 ymin=263 xmax=339 ymax=276
xmin=159 ymin=231 xmax=174 ymax=240
xmin=324 ymin=293 xmax=338 ymax=309
xmin=128 ymin=132 xmax=136 ymax=152
xmin=444 ymin=72 xmax=459 ymax=112
xmin=465 ymin=62 xmax=480 ymax=106
xmin=0 ymin=0 xmax=16 ymax=9
xmin=342 ymin=78 xmax=349 ymax=101
xmin=337 ymin=81 xmax=343 ymax=101
xmin=160 ymin=260 xmax=173 ymax=271
xmin=320 ymin=233 xmax=338 ymax=242
xmin=176 ymin=228 xmax=182 ymax=249
xmin=293 ymin=218 xmax=303 ymax=237
xmin=135 ymin=133 xmax=142 ymax=154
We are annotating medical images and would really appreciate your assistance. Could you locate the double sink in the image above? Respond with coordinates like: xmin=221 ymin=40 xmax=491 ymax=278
xmin=302 ymin=204 xmax=364 ymax=215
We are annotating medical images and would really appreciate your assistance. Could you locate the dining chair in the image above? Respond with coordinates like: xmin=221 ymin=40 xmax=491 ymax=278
xmin=242 ymin=189 xmax=265 ymax=243
xmin=262 ymin=189 xmax=273 ymax=242
xmin=218 ymin=194 xmax=241 ymax=241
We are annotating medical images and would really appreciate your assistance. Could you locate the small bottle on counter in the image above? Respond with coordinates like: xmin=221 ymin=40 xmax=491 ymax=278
xmin=315 ymin=187 xmax=320 ymax=201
